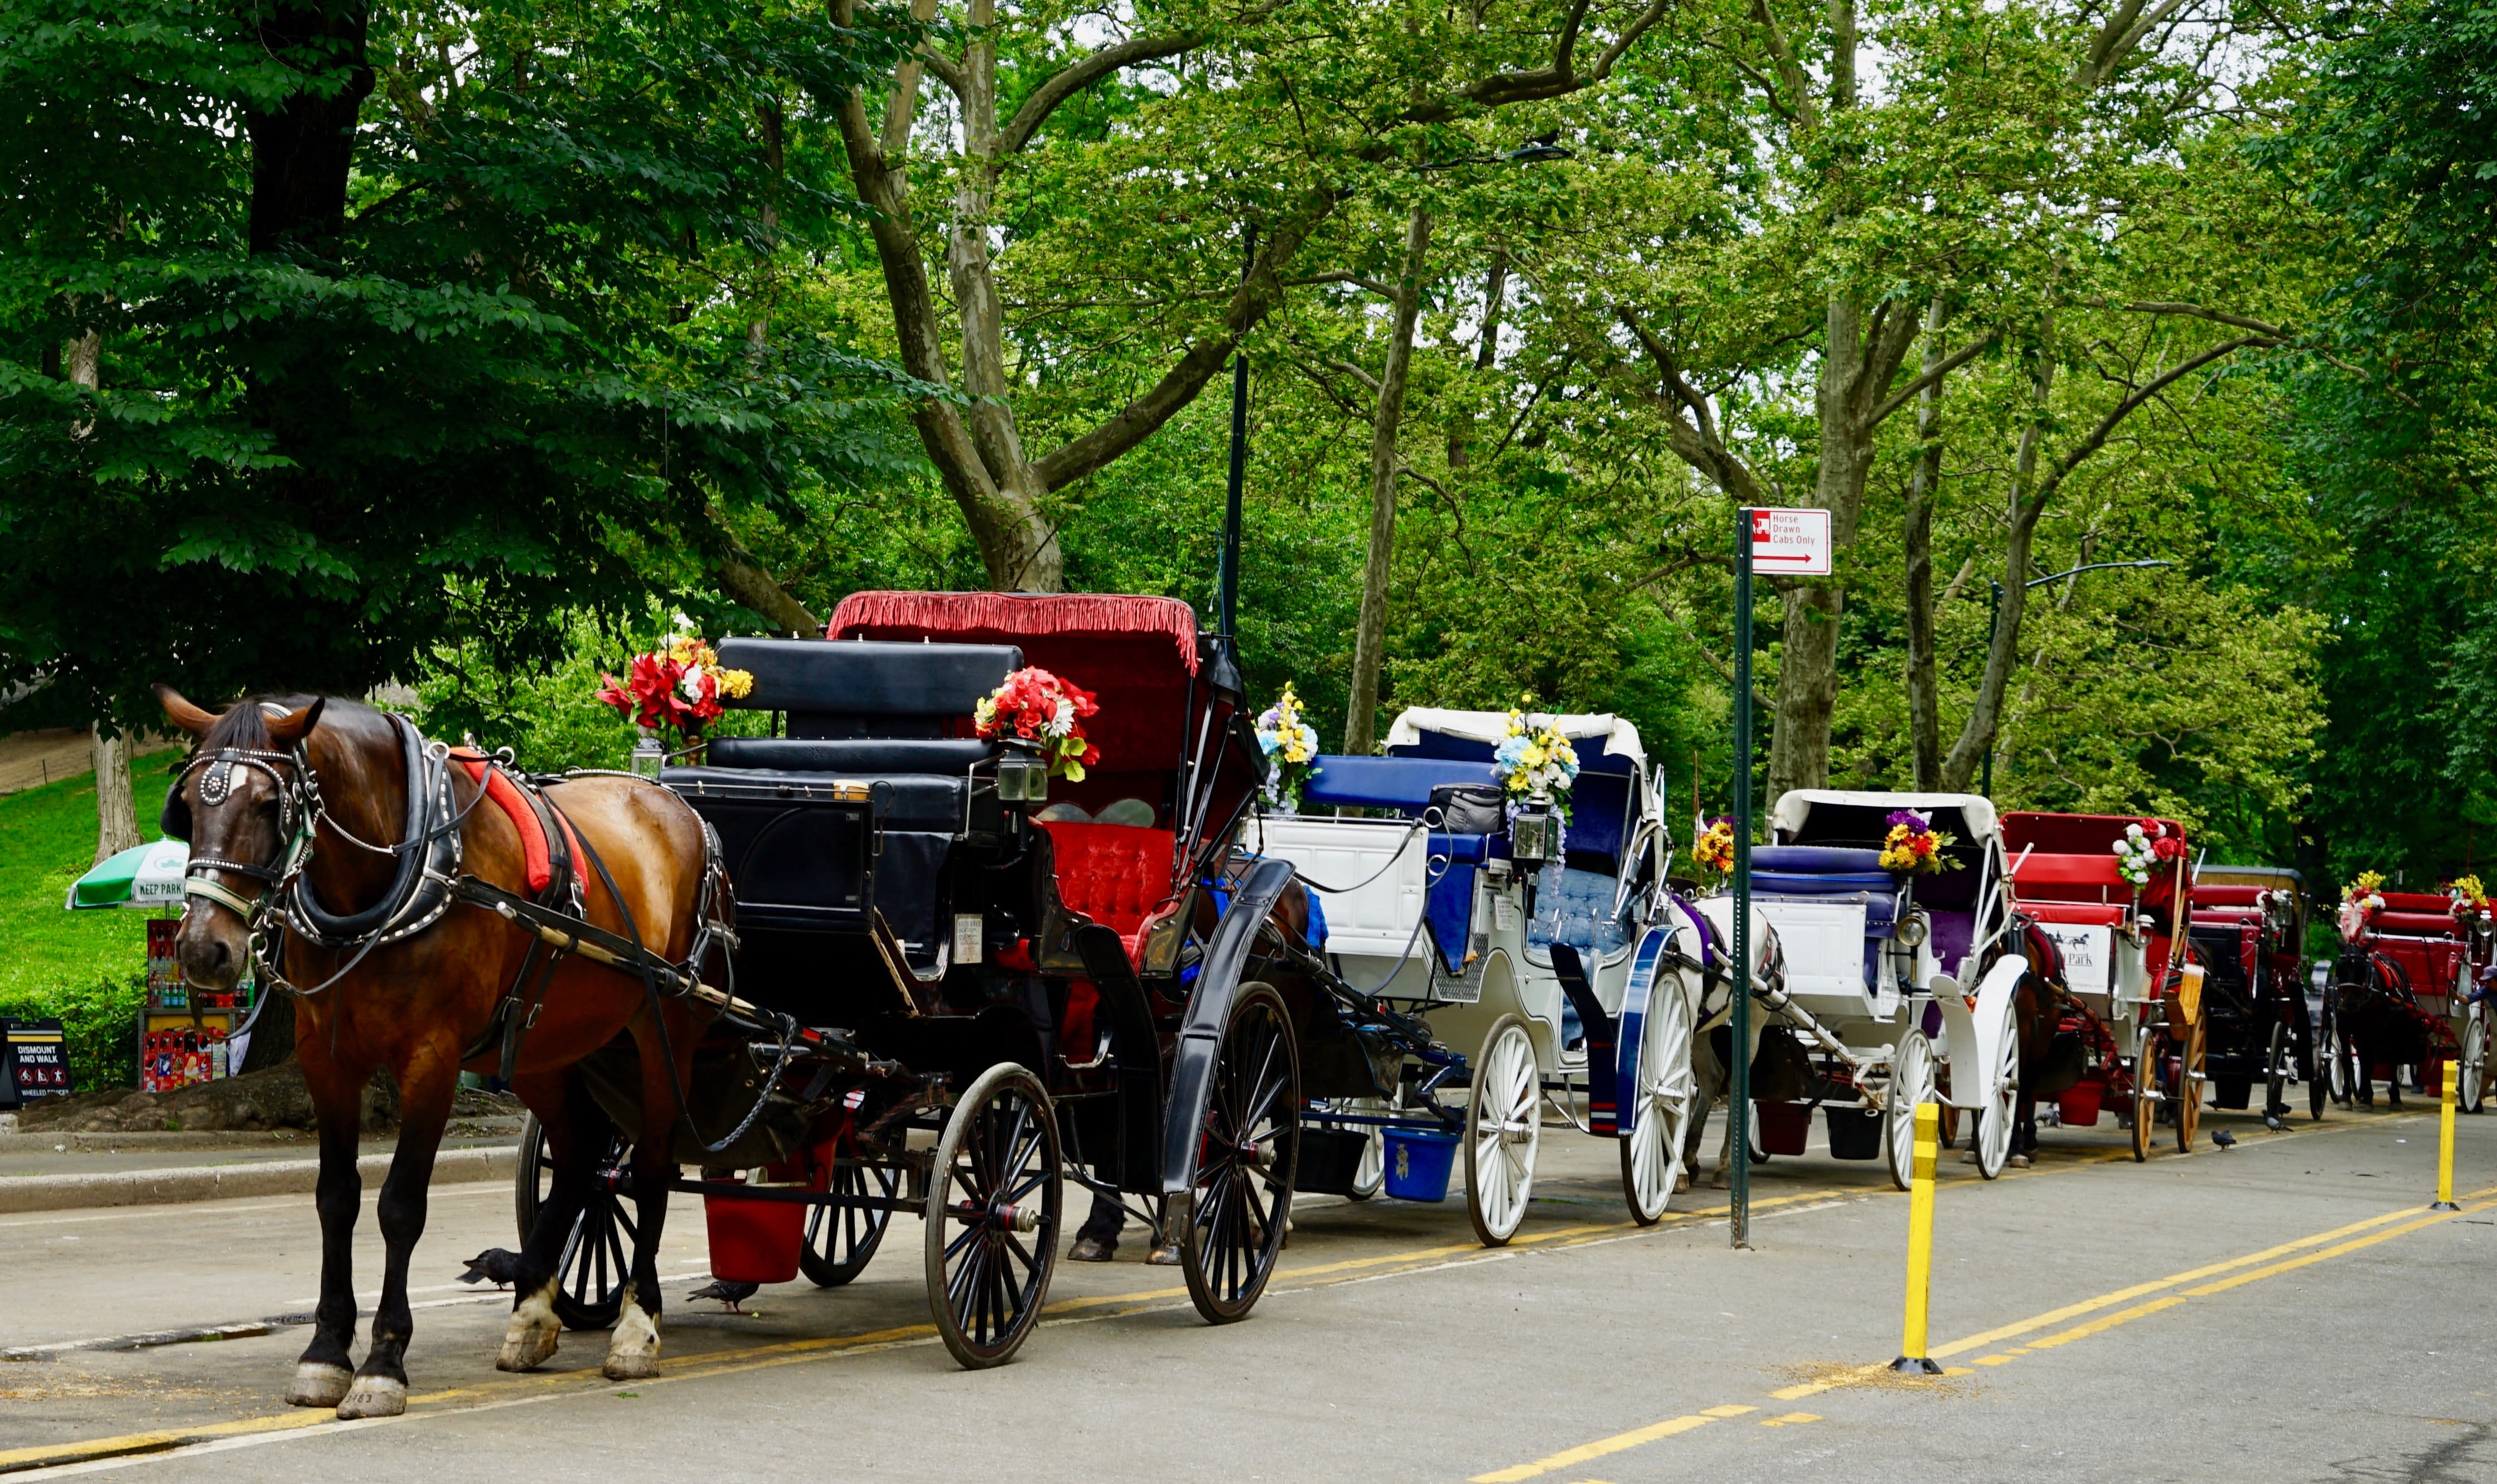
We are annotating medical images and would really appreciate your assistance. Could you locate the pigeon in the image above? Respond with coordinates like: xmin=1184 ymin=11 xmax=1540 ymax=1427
xmin=688 ymin=1279 xmax=759 ymax=1311
xmin=2213 ymin=1128 xmax=2237 ymax=1150
xmin=457 ymin=1248 xmax=525 ymax=1287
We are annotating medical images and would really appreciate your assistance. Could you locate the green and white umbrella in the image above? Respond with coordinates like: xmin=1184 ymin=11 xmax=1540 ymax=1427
xmin=66 ymin=838 xmax=188 ymax=911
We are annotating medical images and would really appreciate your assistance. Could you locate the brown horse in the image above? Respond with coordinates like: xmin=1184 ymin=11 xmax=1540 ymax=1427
xmin=158 ymin=688 xmax=718 ymax=1417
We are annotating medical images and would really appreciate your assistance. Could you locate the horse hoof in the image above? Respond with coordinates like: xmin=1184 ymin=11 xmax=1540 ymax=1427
xmin=601 ymin=1351 xmax=661 ymax=1382
xmin=286 ymin=1362 xmax=354 ymax=1409
xmin=2009 ymin=1153 xmax=2031 ymax=1168
xmin=1146 ymin=1243 xmax=1183 ymax=1267
xmin=1674 ymin=1171 xmax=1693 ymax=1194
xmin=496 ymin=1327 xmax=560 ymax=1373
xmin=334 ymin=1375 xmax=406 ymax=1420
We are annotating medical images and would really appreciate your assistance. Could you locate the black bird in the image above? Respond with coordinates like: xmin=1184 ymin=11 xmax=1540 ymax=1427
xmin=2213 ymin=1128 xmax=2238 ymax=1150
xmin=457 ymin=1248 xmax=525 ymax=1287
xmin=688 ymin=1279 xmax=759 ymax=1311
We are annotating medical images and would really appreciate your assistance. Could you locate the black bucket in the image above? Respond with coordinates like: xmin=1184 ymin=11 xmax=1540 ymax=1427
xmin=1297 ymin=1128 xmax=1373 ymax=1195
xmin=1826 ymin=1105 xmax=1883 ymax=1160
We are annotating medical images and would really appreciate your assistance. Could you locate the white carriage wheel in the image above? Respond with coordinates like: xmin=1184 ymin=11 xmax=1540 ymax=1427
xmin=1346 ymin=1097 xmax=1389 ymax=1199
xmin=1465 ymin=1015 xmax=1542 ymax=1247
xmin=2462 ymin=1003 xmax=2488 ymax=1117
xmin=1976 ymin=1011 xmax=2019 ymax=1180
xmin=1886 ymin=1029 xmax=1937 ymax=1192
xmin=1620 ymin=979 xmax=1695 ymax=1225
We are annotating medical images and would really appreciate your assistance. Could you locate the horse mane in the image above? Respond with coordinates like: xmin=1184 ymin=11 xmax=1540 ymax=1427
xmin=200 ymin=693 xmax=324 ymax=752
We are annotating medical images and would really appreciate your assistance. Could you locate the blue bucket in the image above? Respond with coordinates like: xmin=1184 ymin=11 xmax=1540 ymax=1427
xmin=1382 ymin=1128 xmax=1459 ymax=1202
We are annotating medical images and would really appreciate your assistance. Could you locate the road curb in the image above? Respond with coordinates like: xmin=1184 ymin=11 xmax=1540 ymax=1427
xmin=0 ymin=1145 xmax=517 ymax=1215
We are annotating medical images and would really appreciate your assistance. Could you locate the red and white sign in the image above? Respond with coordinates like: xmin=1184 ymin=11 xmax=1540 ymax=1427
xmin=1749 ymin=507 xmax=1832 ymax=576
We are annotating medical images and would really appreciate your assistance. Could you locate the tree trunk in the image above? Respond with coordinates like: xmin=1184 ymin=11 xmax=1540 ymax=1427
xmin=1343 ymin=207 xmax=1434 ymax=756
xmin=90 ymin=724 xmax=142 ymax=864
xmin=1767 ymin=292 xmax=1869 ymax=801
xmin=1903 ymin=294 xmax=1948 ymax=789
xmin=1449 ymin=253 xmax=1507 ymax=467
xmin=240 ymin=2 xmax=374 ymax=258
xmin=1941 ymin=347 xmax=2056 ymax=791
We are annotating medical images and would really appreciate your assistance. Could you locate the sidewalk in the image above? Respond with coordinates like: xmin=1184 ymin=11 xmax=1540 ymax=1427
xmin=0 ymin=1124 xmax=523 ymax=1213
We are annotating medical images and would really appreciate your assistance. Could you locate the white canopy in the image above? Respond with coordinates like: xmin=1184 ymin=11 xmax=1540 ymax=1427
xmin=1385 ymin=708 xmax=1648 ymax=772
xmin=1770 ymin=789 xmax=1999 ymax=842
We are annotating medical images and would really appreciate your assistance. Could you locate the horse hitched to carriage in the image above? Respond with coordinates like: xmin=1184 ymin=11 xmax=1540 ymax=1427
xmin=2000 ymin=811 xmax=2215 ymax=1160
xmin=2186 ymin=862 xmax=2318 ymax=1131
xmin=2324 ymin=871 xmax=2489 ymax=1115
xmin=1717 ymin=792 xmax=2029 ymax=1182
xmin=1251 ymin=708 xmax=1705 ymax=1245
xmin=512 ymin=590 xmax=1319 ymax=1367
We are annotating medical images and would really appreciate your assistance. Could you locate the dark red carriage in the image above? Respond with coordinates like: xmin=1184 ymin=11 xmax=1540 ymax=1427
xmin=2186 ymin=865 xmax=2317 ymax=1126
xmin=2324 ymin=879 xmax=2489 ymax=1114
xmin=514 ymin=592 xmax=1306 ymax=1366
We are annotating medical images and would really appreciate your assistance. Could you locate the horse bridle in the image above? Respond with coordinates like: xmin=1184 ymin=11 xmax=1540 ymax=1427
xmin=174 ymin=741 xmax=318 ymax=935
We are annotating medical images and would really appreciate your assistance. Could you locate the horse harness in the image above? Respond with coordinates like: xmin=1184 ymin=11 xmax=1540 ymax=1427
xmin=166 ymin=712 xmax=739 ymax=1083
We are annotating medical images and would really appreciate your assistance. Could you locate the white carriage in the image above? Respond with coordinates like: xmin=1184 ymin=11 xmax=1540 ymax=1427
xmin=1708 ymin=791 xmax=2030 ymax=1183
xmin=1252 ymin=709 xmax=1702 ymax=1244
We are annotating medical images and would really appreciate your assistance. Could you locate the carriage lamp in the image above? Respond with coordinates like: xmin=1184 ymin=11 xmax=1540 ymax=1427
xmin=630 ymin=731 xmax=665 ymax=780
xmin=1509 ymin=803 xmax=1561 ymax=865
xmin=995 ymin=754 xmax=1049 ymax=804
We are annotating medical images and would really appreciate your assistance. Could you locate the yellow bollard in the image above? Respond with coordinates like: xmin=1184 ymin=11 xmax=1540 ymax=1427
xmin=1890 ymin=1100 xmax=1943 ymax=1374
xmin=2434 ymin=1057 xmax=2460 ymax=1211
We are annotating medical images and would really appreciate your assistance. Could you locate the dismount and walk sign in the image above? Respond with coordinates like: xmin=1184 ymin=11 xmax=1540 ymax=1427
xmin=1749 ymin=506 xmax=1833 ymax=576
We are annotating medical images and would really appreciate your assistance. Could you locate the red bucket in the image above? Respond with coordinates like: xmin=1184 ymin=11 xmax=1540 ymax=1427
xmin=1754 ymin=1101 xmax=1811 ymax=1156
xmin=2058 ymin=1081 xmax=2105 ymax=1127
xmin=703 ymin=1172 xmax=809 ymax=1286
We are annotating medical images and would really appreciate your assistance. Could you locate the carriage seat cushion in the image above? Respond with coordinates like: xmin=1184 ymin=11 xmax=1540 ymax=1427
xmin=1530 ymin=865 xmax=1630 ymax=962
xmin=2374 ymin=910 xmax=2462 ymax=938
xmin=1751 ymin=845 xmax=1888 ymax=875
xmin=661 ymin=767 xmax=966 ymax=831
xmin=704 ymin=737 xmax=998 ymax=775
xmin=2023 ymin=901 xmax=2133 ymax=927
xmin=1750 ymin=869 xmax=1896 ymax=898
xmin=713 ymin=638 xmax=1023 ymax=717
xmin=2191 ymin=885 xmax=2266 ymax=909
xmin=1040 ymin=821 xmax=1176 ymax=945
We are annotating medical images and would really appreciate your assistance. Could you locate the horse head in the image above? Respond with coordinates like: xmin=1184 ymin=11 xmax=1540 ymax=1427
xmin=154 ymin=685 xmax=324 ymax=992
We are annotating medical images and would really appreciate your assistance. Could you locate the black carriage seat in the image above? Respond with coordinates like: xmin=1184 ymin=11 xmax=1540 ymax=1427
xmin=715 ymin=637 xmax=1024 ymax=740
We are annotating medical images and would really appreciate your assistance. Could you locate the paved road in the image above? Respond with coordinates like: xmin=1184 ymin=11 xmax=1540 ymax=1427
xmin=2 ymin=1097 xmax=2491 ymax=1482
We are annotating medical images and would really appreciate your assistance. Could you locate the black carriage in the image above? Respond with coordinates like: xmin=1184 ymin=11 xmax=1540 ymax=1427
xmin=515 ymin=591 xmax=1303 ymax=1366
xmin=2186 ymin=866 xmax=2317 ymax=1127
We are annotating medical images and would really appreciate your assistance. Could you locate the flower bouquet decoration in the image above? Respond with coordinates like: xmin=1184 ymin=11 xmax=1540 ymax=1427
xmin=2451 ymin=875 xmax=2490 ymax=927
xmin=1254 ymin=682 xmax=1320 ymax=812
xmin=1493 ymin=707 xmax=1580 ymax=810
xmin=974 ymin=666 xmax=1100 ymax=780
xmin=1878 ymin=809 xmax=1956 ymax=875
xmin=594 ymin=615 xmax=754 ymax=753
xmin=1691 ymin=816 xmax=1738 ymax=887
xmin=2337 ymin=869 xmax=2388 ymax=942
xmin=2111 ymin=819 xmax=2185 ymax=889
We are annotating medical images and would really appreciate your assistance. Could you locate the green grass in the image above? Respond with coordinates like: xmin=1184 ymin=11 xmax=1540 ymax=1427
xmin=0 ymin=758 xmax=182 ymax=1089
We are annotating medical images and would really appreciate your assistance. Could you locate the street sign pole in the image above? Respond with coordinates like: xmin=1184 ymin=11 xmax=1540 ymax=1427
xmin=1730 ymin=506 xmax=1754 ymax=1250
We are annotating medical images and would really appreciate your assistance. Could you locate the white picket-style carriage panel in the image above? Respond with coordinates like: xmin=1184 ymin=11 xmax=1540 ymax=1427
xmin=1252 ymin=816 xmax=1427 ymax=957
xmin=1754 ymin=897 xmax=1894 ymax=1022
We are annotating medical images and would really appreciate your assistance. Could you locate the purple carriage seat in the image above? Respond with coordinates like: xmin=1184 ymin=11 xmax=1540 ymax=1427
xmin=1746 ymin=846 xmax=1905 ymax=985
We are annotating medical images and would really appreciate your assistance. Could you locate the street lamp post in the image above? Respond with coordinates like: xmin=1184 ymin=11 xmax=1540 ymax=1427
xmin=1980 ymin=559 xmax=2173 ymax=796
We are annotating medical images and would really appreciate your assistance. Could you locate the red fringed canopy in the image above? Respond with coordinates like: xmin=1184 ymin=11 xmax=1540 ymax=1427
xmin=827 ymin=591 xmax=1198 ymax=673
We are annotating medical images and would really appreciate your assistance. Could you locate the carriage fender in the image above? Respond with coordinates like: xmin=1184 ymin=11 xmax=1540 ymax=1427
xmin=1160 ymin=858 xmax=1299 ymax=1196
xmin=1933 ymin=955 xmax=2029 ymax=1110
xmin=1608 ymin=928 xmax=1680 ymax=1131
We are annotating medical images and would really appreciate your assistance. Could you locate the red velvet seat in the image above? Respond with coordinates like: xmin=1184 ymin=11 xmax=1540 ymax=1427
xmin=2375 ymin=910 xmax=2462 ymax=938
xmin=2022 ymin=901 xmax=2133 ymax=926
xmin=1039 ymin=821 xmax=1178 ymax=961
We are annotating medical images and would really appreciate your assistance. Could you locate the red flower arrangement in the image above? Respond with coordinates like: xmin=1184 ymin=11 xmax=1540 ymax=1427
xmin=593 ymin=619 xmax=754 ymax=744
xmin=974 ymin=667 xmax=1100 ymax=779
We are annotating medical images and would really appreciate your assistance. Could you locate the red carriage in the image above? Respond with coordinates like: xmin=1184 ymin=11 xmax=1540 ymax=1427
xmin=2324 ymin=874 xmax=2490 ymax=1113
xmin=2186 ymin=865 xmax=2317 ymax=1126
xmin=2001 ymin=812 xmax=2205 ymax=1160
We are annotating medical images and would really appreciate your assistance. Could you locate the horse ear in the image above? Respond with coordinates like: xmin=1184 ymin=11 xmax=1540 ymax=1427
xmin=265 ymin=697 xmax=325 ymax=744
xmin=154 ymin=685 xmax=217 ymax=737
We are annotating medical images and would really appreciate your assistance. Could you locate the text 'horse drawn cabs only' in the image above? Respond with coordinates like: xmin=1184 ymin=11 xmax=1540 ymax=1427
xmin=2001 ymin=812 xmax=2221 ymax=1161
xmin=512 ymin=592 xmax=1310 ymax=1367
xmin=1727 ymin=792 xmax=2029 ymax=1182
xmin=1250 ymin=709 xmax=1702 ymax=1245
xmin=2325 ymin=873 xmax=2489 ymax=1113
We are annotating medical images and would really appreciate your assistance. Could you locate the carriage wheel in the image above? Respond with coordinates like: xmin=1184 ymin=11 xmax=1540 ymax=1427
xmin=1465 ymin=1014 xmax=1542 ymax=1247
xmin=800 ymin=1159 xmax=900 ymax=1288
xmin=2264 ymin=1020 xmax=2292 ymax=1124
xmin=923 ymin=1063 xmax=1061 ymax=1369
xmin=2316 ymin=1007 xmax=2350 ymax=1112
xmin=1885 ymin=1030 xmax=1937 ymax=1193
xmin=1177 ymin=984 xmax=1300 ymax=1324
xmin=1620 ymin=978 xmax=1696 ymax=1224
xmin=514 ymin=1113 xmax=633 ymax=1331
xmin=2130 ymin=1034 xmax=2160 ymax=1163
xmin=1344 ymin=1097 xmax=1388 ymax=1200
xmin=2460 ymin=1003 xmax=2488 ymax=1117
xmin=1975 ymin=1012 xmax=2019 ymax=1180
xmin=2174 ymin=1017 xmax=2206 ymax=1155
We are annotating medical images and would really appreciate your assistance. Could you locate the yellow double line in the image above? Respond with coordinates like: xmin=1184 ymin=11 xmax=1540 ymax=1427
xmin=1469 ymin=1184 xmax=2497 ymax=1482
